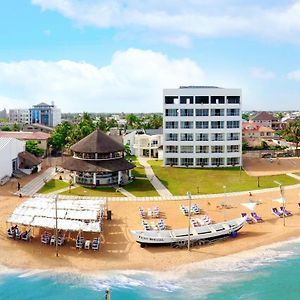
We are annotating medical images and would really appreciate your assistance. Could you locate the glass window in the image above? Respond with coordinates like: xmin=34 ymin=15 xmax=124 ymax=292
xmin=195 ymin=121 xmax=209 ymax=129
xmin=180 ymin=96 xmax=194 ymax=104
xmin=195 ymin=96 xmax=209 ymax=104
xmin=227 ymin=145 xmax=240 ymax=152
xmin=195 ymin=109 xmax=209 ymax=116
xmin=165 ymin=146 xmax=178 ymax=153
xmin=211 ymin=121 xmax=224 ymax=129
xmin=211 ymin=109 xmax=224 ymax=116
xmin=227 ymin=121 xmax=240 ymax=128
xmin=227 ymin=157 xmax=240 ymax=165
xmin=211 ymin=157 xmax=225 ymax=166
xmin=227 ymin=96 xmax=240 ymax=104
xmin=165 ymin=109 xmax=178 ymax=116
xmin=195 ymin=133 xmax=209 ymax=141
xmin=180 ymin=158 xmax=194 ymax=166
xmin=227 ymin=133 xmax=240 ymax=141
xmin=211 ymin=133 xmax=224 ymax=141
xmin=165 ymin=133 xmax=178 ymax=141
xmin=165 ymin=121 xmax=178 ymax=129
xmin=211 ymin=146 xmax=224 ymax=153
xmin=180 ymin=109 xmax=194 ymax=116
xmin=181 ymin=121 xmax=193 ymax=129
xmin=195 ymin=158 xmax=209 ymax=166
xmin=180 ymin=133 xmax=194 ymax=141
xmin=211 ymin=96 xmax=225 ymax=104
xmin=166 ymin=158 xmax=178 ymax=166
xmin=227 ymin=108 xmax=240 ymax=116
xmin=180 ymin=146 xmax=194 ymax=153
xmin=195 ymin=145 xmax=209 ymax=153
xmin=165 ymin=96 xmax=178 ymax=104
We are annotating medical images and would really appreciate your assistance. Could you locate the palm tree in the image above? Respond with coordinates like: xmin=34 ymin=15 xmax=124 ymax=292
xmin=283 ymin=120 xmax=300 ymax=156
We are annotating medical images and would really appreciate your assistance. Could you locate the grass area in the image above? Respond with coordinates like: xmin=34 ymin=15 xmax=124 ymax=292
xmin=60 ymin=186 xmax=123 ymax=197
xmin=149 ymin=160 xmax=300 ymax=196
xmin=132 ymin=161 xmax=147 ymax=178
xmin=123 ymin=179 xmax=159 ymax=197
xmin=38 ymin=179 xmax=69 ymax=194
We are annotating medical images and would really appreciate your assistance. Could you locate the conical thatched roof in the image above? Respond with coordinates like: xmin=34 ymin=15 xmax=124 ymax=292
xmin=71 ymin=129 xmax=124 ymax=154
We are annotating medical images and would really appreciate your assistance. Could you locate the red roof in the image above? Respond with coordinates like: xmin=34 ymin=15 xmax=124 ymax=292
xmin=0 ymin=131 xmax=50 ymax=140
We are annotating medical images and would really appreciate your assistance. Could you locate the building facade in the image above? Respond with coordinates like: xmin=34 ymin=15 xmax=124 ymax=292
xmin=163 ymin=86 xmax=242 ymax=167
xmin=9 ymin=109 xmax=30 ymax=124
xmin=29 ymin=102 xmax=61 ymax=127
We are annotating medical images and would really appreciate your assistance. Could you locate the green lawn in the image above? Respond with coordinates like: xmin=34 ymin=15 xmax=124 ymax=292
xmin=60 ymin=186 xmax=123 ymax=197
xmin=38 ymin=179 xmax=69 ymax=194
xmin=149 ymin=160 xmax=299 ymax=195
xmin=132 ymin=161 xmax=147 ymax=178
xmin=123 ymin=179 xmax=159 ymax=197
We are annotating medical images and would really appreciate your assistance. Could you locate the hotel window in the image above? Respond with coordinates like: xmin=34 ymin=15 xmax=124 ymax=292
xmin=180 ymin=96 xmax=194 ymax=104
xmin=211 ymin=121 xmax=224 ymax=129
xmin=165 ymin=133 xmax=178 ymax=141
xmin=181 ymin=121 xmax=193 ymax=129
xmin=211 ymin=96 xmax=225 ymax=104
xmin=195 ymin=121 xmax=209 ymax=129
xmin=227 ymin=96 xmax=240 ymax=104
xmin=211 ymin=145 xmax=224 ymax=153
xmin=195 ymin=133 xmax=209 ymax=141
xmin=195 ymin=109 xmax=209 ymax=116
xmin=227 ymin=145 xmax=240 ymax=152
xmin=227 ymin=108 xmax=240 ymax=116
xmin=180 ymin=109 xmax=194 ymax=117
xmin=165 ymin=145 xmax=178 ymax=153
xmin=165 ymin=96 xmax=178 ymax=104
xmin=211 ymin=133 xmax=224 ymax=141
xmin=195 ymin=96 xmax=209 ymax=104
xmin=165 ymin=121 xmax=178 ymax=129
xmin=227 ymin=133 xmax=240 ymax=141
xmin=165 ymin=109 xmax=178 ymax=116
xmin=180 ymin=146 xmax=194 ymax=153
xmin=211 ymin=157 xmax=225 ymax=166
xmin=180 ymin=133 xmax=194 ymax=141
xmin=195 ymin=145 xmax=209 ymax=153
xmin=166 ymin=158 xmax=178 ymax=166
xmin=211 ymin=109 xmax=224 ymax=116
xmin=227 ymin=157 xmax=240 ymax=165
xmin=227 ymin=121 xmax=240 ymax=128
xmin=196 ymin=158 xmax=209 ymax=166
xmin=181 ymin=158 xmax=194 ymax=166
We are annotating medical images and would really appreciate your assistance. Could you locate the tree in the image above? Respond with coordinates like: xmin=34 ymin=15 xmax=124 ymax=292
xmin=283 ymin=120 xmax=300 ymax=156
xmin=125 ymin=114 xmax=141 ymax=129
xmin=242 ymin=113 xmax=250 ymax=121
xmin=1 ymin=126 xmax=11 ymax=131
xmin=26 ymin=140 xmax=44 ymax=157
xmin=143 ymin=114 xmax=163 ymax=129
xmin=12 ymin=123 xmax=20 ymax=131
xmin=124 ymin=143 xmax=132 ymax=159
xmin=49 ymin=121 xmax=72 ymax=153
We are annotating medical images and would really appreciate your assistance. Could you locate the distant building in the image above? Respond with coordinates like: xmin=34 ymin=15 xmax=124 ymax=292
xmin=9 ymin=109 xmax=30 ymax=124
xmin=249 ymin=111 xmax=280 ymax=130
xmin=0 ymin=108 xmax=7 ymax=119
xmin=242 ymin=122 xmax=275 ymax=139
xmin=123 ymin=128 xmax=163 ymax=159
xmin=29 ymin=102 xmax=61 ymax=127
xmin=163 ymin=86 xmax=242 ymax=167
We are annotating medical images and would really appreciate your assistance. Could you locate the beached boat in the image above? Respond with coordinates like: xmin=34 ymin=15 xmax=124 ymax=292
xmin=131 ymin=217 xmax=245 ymax=247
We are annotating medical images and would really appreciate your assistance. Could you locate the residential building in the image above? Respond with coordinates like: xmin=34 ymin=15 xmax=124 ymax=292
xmin=0 ymin=108 xmax=7 ymax=119
xmin=9 ymin=109 xmax=30 ymax=124
xmin=163 ymin=86 xmax=242 ymax=167
xmin=29 ymin=102 xmax=61 ymax=127
xmin=249 ymin=111 xmax=280 ymax=130
xmin=242 ymin=122 xmax=275 ymax=139
xmin=123 ymin=128 xmax=163 ymax=158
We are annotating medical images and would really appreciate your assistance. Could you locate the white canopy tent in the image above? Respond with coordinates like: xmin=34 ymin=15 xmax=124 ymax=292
xmin=7 ymin=197 xmax=106 ymax=233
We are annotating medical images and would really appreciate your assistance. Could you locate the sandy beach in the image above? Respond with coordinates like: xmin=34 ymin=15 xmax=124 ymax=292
xmin=1 ymin=178 xmax=300 ymax=273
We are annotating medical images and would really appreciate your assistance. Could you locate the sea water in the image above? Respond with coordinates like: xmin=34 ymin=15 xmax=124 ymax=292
xmin=2 ymin=238 xmax=300 ymax=300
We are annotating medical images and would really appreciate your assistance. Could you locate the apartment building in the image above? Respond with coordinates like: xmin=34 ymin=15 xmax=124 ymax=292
xmin=9 ymin=109 xmax=30 ymax=124
xmin=29 ymin=102 xmax=61 ymax=127
xmin=163 ymin=86 xmax=242 ymax=167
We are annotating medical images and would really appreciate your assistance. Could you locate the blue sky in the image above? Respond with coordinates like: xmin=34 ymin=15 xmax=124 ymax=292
xmin=0 ymin=0 xmax=300 ymax=113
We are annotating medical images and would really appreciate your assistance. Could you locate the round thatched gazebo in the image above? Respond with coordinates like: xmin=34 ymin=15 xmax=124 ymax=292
xmin=63 ymin=129 xmax=134 ymax=186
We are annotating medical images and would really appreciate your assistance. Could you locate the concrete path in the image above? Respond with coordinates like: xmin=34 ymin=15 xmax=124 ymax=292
xmin=116 ymin=187 xmax=136 ymax=198
xmin=138 ymin=157 xmax=173 ymax=197
xmin=16 ymin=167 xmax=56 ymax=197
xmin=287 ymin=173 xmax=300 ymax=181
xmin=47 ymin=184 xmax=77 ymax=196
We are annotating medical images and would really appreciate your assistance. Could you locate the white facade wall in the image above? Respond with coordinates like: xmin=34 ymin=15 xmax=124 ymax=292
xmin=52 ymin=107 xmax=62 ymax=127
xmin=9 ymin=109 xmax=29 ymax=124
xmin=163 ymin=87 xmax=242 ymax=167
xmin=0 ymin=138 xmax=25 ymax=179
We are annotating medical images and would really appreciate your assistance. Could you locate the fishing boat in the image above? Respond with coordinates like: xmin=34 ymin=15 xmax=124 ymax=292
xmin=131 ymin=217 xmax=245 ymax=247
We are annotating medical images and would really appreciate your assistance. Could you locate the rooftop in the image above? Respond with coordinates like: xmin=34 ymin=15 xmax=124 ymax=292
xmin=0 ymin=131 xmax=50 ymax=140
xmin=179 ymin=86 xmax=221 ymax=89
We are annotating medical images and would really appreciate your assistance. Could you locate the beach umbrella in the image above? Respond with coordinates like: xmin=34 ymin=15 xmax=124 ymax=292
xmin=272 ymin=197 xmax=286 ymax=204
xmin=241 ymin=202 xmax=257 ymax=211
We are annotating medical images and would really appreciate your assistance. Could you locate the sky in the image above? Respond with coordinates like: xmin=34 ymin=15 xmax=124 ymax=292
xmin=0 ymin=0 xmax=300 ymax=113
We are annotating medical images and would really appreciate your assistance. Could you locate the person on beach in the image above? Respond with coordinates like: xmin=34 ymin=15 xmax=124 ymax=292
xmin=17 ymin=182 xmax=20 ymax=191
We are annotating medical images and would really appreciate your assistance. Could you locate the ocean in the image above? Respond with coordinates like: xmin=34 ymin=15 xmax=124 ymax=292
xmin=1 ymin=238 xmax=300 ymax=300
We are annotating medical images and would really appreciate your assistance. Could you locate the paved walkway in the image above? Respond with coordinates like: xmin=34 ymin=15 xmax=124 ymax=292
xmin=287 ymin=173 xmax=300 ymax=181
xmin=16 ymin=167 xmax=56 ymax=197
xmin=138 ymin=157 xmax=173 ymax=197
xmin=116 ymin=187 xmax=136 ymax=198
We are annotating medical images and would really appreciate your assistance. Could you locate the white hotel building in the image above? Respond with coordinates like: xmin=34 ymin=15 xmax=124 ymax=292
xmin=163 ymin=86 xmax=242 ymax=167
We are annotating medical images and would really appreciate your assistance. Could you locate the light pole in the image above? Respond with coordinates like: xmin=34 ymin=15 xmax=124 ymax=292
xmin=223 ymin=185 xmax=227 ymax=221
xmin=274 ymin=181 xmax=285 ymax=227
xmin=187 ymin=192 xmax=192 ymax=251
xmin=55 ymin=194 xmax=59 ymax=257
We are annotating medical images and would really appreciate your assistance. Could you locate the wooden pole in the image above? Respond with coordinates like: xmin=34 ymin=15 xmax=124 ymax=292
xmin=187 ymin=192 xmax=192 ymax=251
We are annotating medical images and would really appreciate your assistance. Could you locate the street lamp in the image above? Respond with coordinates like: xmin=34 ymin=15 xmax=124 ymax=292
xmin=187 ymin=192 xmax=192 ymax=251
xmin=274 ymin=181 xmax=285 ymax=227
xmin=55 ymin=194 xmax=59 ymax=257
xmin=223 ymin=185 xmax=227 ymax=221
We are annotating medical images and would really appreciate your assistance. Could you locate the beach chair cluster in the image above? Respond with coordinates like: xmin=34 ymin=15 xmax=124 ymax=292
xmin=190 ymin=215 xmax=213 ymax=227
xmin=139 ymin=207 xmax=160 ymax=218
xmin=7 ymin=225 xmax=31 ymax=241
xmin=241 ymin=212 xmax=263 ymax=224
xmin=180 ymin=204 xmax=200 ymax=216
xmin=142 ymin=219 xmax=166 ymax=230
xmin=272 ymin=207 xmax=292 ymax=218
xmin=41 ymin=231 xmax=65 ymax=246
xmin=76 ymin=235 xmax=100 ymax=251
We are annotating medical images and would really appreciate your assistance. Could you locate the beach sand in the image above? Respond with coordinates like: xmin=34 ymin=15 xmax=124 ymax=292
xmin=1 ymin=181 xmax=300 ymax=273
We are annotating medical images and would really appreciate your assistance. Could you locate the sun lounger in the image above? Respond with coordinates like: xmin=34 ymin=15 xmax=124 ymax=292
xmin=21 ymin=229 xmax=31 ymax=241
xmin=92 ymin=238 xmax=100 ymax=251
xmin=241 ymin=213 xmax=253 ymax=224
xmin=250 ymin=212 xmax=263 ymax=222
xmin=272 ymin=207 xmax=283 ymax=218
xmin=279 ymin=207 xmax=292 ymax=217
xmin=76 ymin=236 xmax=84 ymax=249
xmin=7 ymin=228 xmax=15 ymax=239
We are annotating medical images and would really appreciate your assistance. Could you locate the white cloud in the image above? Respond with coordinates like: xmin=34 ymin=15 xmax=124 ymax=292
xmin=250 ymin=67 xmax=275 ymax=80
xmin=31 ymin=0 xmax=300 ymax=45
xmin=0 ymin=48 xmax=204 ymax=112
xmin=287 ymin=69 xmax=300 ymax=81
